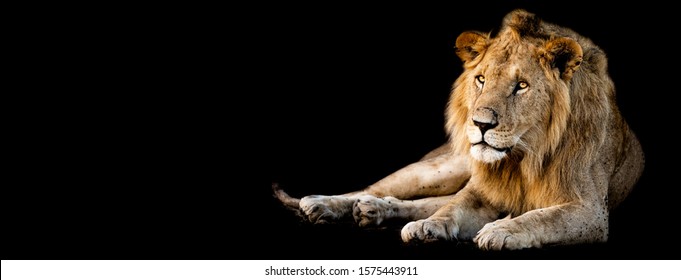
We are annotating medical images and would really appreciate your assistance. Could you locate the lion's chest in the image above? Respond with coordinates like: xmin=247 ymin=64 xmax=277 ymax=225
xmin=474 ymin=173 xmax=569 ymax=216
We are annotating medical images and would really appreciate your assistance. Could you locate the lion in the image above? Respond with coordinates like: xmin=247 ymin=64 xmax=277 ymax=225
xmin=274 ymin=9 xmax=644 ymax=250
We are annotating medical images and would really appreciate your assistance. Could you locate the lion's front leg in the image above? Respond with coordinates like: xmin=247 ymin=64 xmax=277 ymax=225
xmin=474 ymin=203 xmax=609 ymax=250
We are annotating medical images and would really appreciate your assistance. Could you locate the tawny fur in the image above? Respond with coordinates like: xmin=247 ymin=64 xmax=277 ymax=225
xmin=275 ymin=9 xmax=644 ymax=250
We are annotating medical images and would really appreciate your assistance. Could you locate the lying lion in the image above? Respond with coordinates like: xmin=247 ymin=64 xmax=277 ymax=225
xmin=274 ymin=9 xmax=644 ymax=250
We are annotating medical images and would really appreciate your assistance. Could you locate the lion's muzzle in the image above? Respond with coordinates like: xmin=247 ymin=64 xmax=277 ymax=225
xmin=468 ymin=107 xmax=516 ymax=163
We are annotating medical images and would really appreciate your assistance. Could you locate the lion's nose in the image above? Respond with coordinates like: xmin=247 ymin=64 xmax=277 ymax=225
xmin=472 ymin=107 xmax=498 ymax=135
xmin=473 ymin=120 xmax=498 ymax=135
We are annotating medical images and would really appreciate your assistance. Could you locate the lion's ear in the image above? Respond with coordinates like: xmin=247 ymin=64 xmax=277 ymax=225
xmin=541 ymin=37 xmax=583 ymax=80
xmin=455 ymin=31 xmax=489 ymax=66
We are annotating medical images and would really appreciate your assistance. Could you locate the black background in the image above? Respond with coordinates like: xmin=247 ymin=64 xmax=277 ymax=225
xmin=5 ymin=1 xmax=678 ymax=260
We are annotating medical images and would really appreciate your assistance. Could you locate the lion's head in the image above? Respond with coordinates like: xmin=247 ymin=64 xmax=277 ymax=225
xmin=446 ymin=10 xmax=587 ymax=165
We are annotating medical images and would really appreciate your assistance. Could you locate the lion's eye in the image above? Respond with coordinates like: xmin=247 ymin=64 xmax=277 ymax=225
xmin=514 ymin=81 xmax=529 ymax=95
xmin=476 ymin=75 xmax=486 ymax=84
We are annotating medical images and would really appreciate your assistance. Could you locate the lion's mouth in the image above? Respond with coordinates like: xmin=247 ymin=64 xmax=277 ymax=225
xmin=473 ymin=142 xmax=512 ymax=153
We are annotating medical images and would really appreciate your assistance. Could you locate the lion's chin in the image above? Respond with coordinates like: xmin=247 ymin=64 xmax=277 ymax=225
xmin=470 ymin=144 xmax=508 ymax=163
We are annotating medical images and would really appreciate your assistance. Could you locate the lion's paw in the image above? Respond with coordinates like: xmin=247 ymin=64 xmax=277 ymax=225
xmin=352 ymin=195 xmax=399 ymax=227
xmin=474 ymin=220 xmax=534 ymax=250
xmin=299 ymin=195 xmax=354 ymax=224
xmin=400 ymin=218 xmax=458 ymax=243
